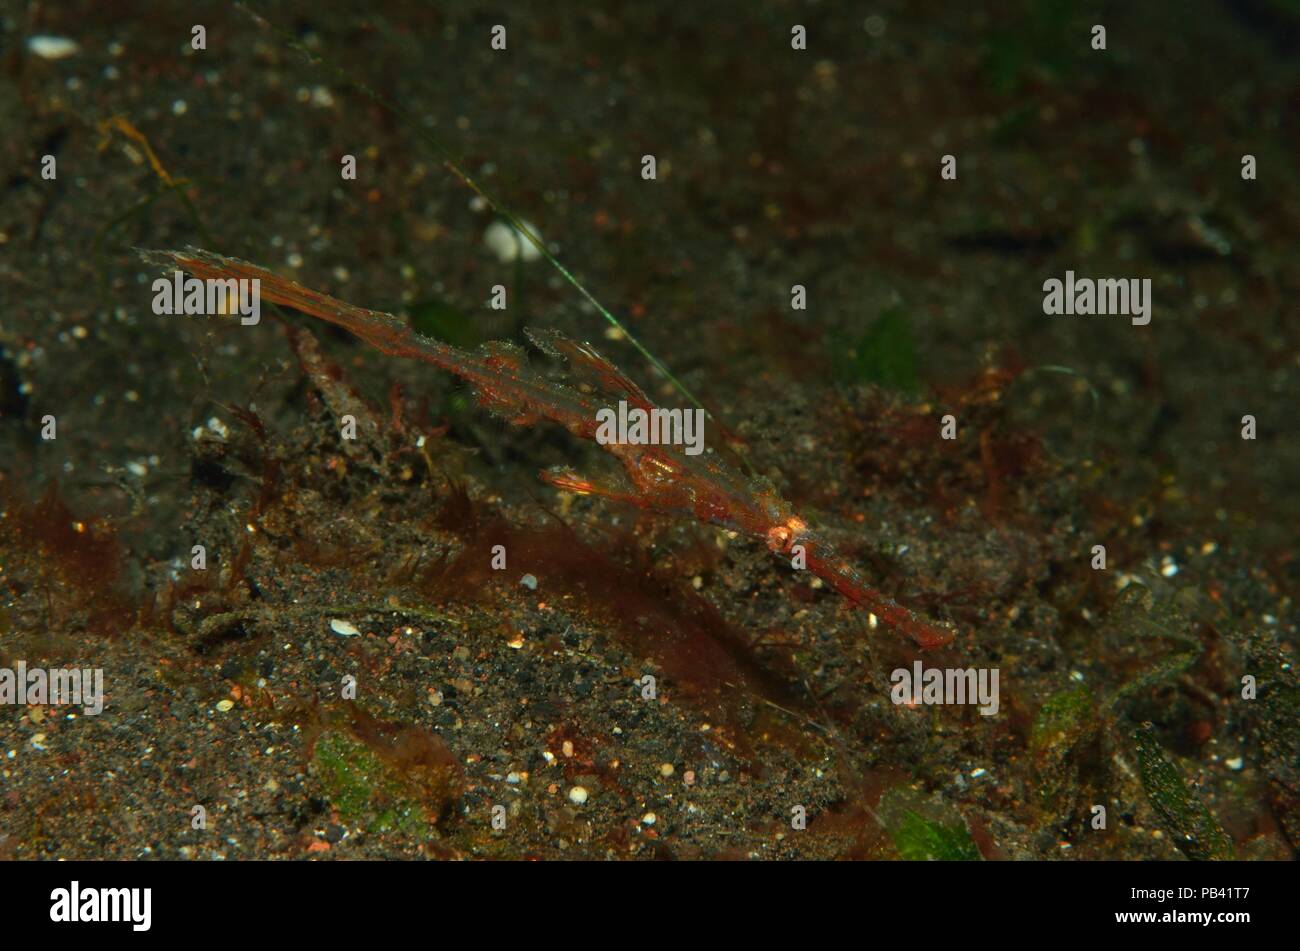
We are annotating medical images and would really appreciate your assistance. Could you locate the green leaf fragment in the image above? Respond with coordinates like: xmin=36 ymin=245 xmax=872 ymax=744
xmin=879 ymin=788 xmax=981 ymax=861
xmin=892 ymin=810 xmax=982 ymax=861
xmin=833 ymin=307 xmax=918 ymax=392
xmin=1131 ymin=722 xmax=1233 ymax=860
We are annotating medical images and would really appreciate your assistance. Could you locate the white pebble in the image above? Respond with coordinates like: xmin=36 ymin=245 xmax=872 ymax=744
xmin=568 ymin=786 xmax=588 ymax=805
xmin=27 ymin=35 xmax=79 ymax=59
xmin=215 ymin=699 xmax=235 ymax=713
xmin=1226 ymin=757 xmax=1244 ymax=771
xmin=329 ymin=619 xmax=361 ymax=637
xmin=484 ymin=219 xmax=543 ymax=263
xmin=519 ymin=573 xmax=538 ymax=590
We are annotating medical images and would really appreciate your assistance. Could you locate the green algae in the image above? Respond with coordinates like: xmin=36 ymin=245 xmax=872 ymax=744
xmin=1030 ymin=684 xmax=1096 ymax=812
xmin=310 ymin=709 xmax=461 ymax=839
xmin=1032 ymin=684 xmax=1094 ymax=752
xmin=312 ymin=730 xmax=433 ymax=837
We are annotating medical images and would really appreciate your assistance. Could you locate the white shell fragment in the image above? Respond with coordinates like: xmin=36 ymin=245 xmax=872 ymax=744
xmin=329 ymin=618 xmax=361 ymax=637
xmin=27 ymin=35 xmax=80 ymax=60
xmin=484 ymin=219 xmax=543 ymax=263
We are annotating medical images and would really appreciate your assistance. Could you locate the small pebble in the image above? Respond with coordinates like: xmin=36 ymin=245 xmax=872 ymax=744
xmin=520 ymin=573 xmax=538 ymax=591
xmin=27 ymin=35 xmax=79 ymax=59
xmin=641 ymin=812 xmax=656 ymax=826
xmin=330 ymin=619 xmax=361 ymax=637
xmin=1226 ymin=757 xmax=1244 ymax=771
xmin=568 ymin=786 xmax=588 ymax=805
xmin=659 ymin=763 xmax=675 ymax=777
xmin=484 ymin=219 xmax=543 ymax=263
xmin=216 ymin=699 xmax=235 ymax=713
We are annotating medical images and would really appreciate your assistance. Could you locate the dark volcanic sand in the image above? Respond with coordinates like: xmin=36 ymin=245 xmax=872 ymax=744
xmin=0 ymin=1 xmax=1296 ymax=859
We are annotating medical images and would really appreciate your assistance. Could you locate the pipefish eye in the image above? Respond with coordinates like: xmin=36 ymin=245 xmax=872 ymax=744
xmin=766 ymin=524 xmax=791 ymax=551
